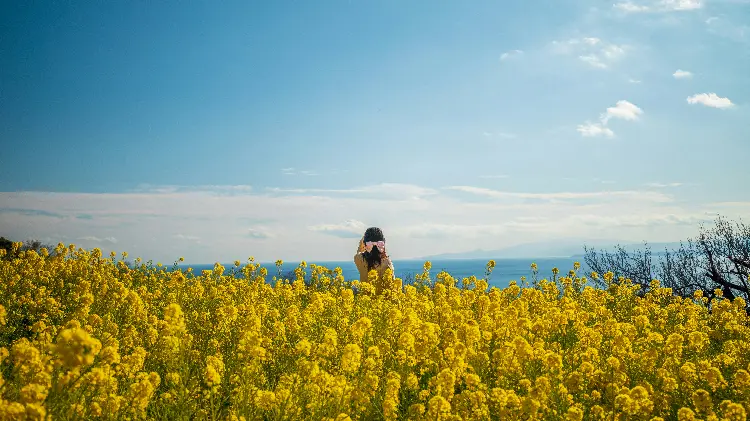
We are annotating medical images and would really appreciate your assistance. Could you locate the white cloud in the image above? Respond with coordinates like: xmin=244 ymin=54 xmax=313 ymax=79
xmin=687 ymin=93 xmax=735 ymax=109
xmin=628 ymin=78 xmax=642 ymax=84
xmin=662 ymin=0 xmax=702 ymax=10
xmin=482 ymin=131 xmax=517 ymax=139
xmin=583 ymin=37 xmax=601 ymax=45
xmin=705 ymin=16 xmax=749 ymax=43
xmin=602 ymin=100 xmax=644 ymax=123
xmin=444 ymin=186 xmax=673 ymax=203
xmin=308 ymin=219 xmax=368 ymax=239
xmin=578 ymin=55 xmax=608 ymax=69
xmin=614 ymin=1 xmax=652 ymax=12
xmin=174 ymin=234 xmax=201 ymax=241
xmin=673 ymin=69 xmax=693 ymax=79
xmin=1 ymin=184 xmax=746 ymax=263
xmin=577 ymin=122 xmax=615 ymax=137
xmin=647 ymin=182 xmax=683 ymax=188
xmin=78 ymin=236 xmax=118 ymax=244
xmin=577 ymin=100 xmax=643 ymax=137
xmin=551 ymin=37 xmax=627 ymax=69
xmin=614 ymin=0 xmax=702 ymax=12
xmin=405 ymin=223 xmax=511 ymax=239
xmin=569 ymin=213 xmax=709 ymax=228
xmin=247 ymin=228 xmax=272 ymax=239
xmin=500 ymin=49 xmax=523 ymax=60
xmin=267 ymin=183 xmax=439 ymax=199
xmin=601 ymin=44 xmax=626 ymax=59
xmin=131 ymin=184 xmax=253 ymax=195
xmin=478 ymin=175 xmax=511 ymax=179
xmin=281 ymin=168 xmax=317 ymax=176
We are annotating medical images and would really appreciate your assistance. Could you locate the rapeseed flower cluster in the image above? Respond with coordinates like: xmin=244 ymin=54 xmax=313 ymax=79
xmin=0 ymin=243 xmax=749 ymax=420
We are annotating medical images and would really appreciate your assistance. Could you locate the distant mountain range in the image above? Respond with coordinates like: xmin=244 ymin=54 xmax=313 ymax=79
xmin=416 ymin=239 xmax=685 ymax=260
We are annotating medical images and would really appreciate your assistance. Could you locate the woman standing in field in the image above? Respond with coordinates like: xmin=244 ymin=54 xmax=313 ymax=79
xmin=354 ymin=227 xmax=394 ymax=285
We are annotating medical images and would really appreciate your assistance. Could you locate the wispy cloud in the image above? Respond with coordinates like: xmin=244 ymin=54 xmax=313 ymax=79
xmin=0 ymin=208 xmax=65 ymax=219
xmin=551 ymin=37 xmax=627 ymax=69
xmin=131 ymin=184 xmax=254 ymax=195
xmin=1 ymin=185 xmax=745 ymax=262
xmin=662 ymin=0 xmax=702 ymax=10
xmin=404 ymin=223 xmax=511 ymax=239
xmin=308 ymin=219 xmax=367 ymax=238
xmin=614 ymin=0 xmax=702 ymax=13
xmin=647 ymin=182 xmax=683 ymax=188
xmin=614 ymin=2 xmax=652 ymax=12
xmin=578 ymin=54 xmax=609 ymax=69
xmin=281 ymin=168 xmax=318 ymax=176
xmin=267 ymin=183 xmax=439 ymax=199
xmin=594 ymin=178 xmax=617 ymax=185
xmin=478 ymin=175 xmax=511 ymax=179
xmin=687 ymin=93 xmax=735 ymax=109
xmin=569 ymin=213 xmax=710 ymax=228
xmin=705 ymin=16 xmax=749 ymax=43
xmin=673 ymin=69 xmax=693 ymax=79
xmin=444 ymin=186 xmax=672 ymax=203
xmin=577 ymin=123 xmax=615 ymax=138
xmin=247 ymin=228 xmax=272 ymax=239
xmin=500 ymin=49 xmax=523 ymax=60
xmin=174 ymin=234 xmax=201 ymax=241
xmin=78 ymin=236 xmax=118 ymax=244
xmin=578 ymin=100 xmax=643 ymax=137
xmin=482 ymin=131 xmax=517 ymax=139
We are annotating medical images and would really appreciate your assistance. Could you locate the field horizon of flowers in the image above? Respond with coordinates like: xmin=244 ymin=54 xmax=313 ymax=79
xmin=1 ymin=243 xmax=749 ymax=420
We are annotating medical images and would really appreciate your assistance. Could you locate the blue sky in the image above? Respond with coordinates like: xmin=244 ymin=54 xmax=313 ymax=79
xmin=1 ymin=0 xmax=749 ymax=263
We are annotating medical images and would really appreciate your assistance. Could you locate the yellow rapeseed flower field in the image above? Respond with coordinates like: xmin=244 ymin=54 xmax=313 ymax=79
xmin=1 ymin=243 xmax=749 ymax=420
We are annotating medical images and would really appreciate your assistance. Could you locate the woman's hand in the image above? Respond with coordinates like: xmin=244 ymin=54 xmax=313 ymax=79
xmin=358 ymin=238 xmax=365 ymax=253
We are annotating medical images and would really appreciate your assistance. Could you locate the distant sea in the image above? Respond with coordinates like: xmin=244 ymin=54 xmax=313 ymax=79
xmin=174 ymin=257 xmax=589 ymax=289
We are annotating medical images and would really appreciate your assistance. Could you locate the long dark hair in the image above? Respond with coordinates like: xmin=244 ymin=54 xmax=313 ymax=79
xmin=363 ymin=227 xmax=387 ymax=271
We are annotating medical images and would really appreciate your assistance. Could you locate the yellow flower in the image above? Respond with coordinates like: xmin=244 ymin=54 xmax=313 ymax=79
xmin=255 ymin=390 xmax=277 ymax=411
xmin=607 ymin=356 xmax=621 ymax=371
xmin=691 ymin=389 xmax=713 ymax=414
xmin=296 ymin=339 xmax=312 ymax=356
xmin=2 ymin=246 xmax=750 ymax=420
xmin=341 ymin=344 xmax=362 ymax=373
xmin=25 ymin=403 xmax=46 ymax=421
xmin=350 ymin=316 xmax=372 ymax=341
xmin=734 ymin=369 xmax=750 ymax=389
xmin=719 ymin=401 xmax=746 ymax=420
xmin=406 ymin=373 xmax=419 ymax=390
xmin=19 ymin=384 xmax=48 ymax=404
xmin=204 ymin=355 xmax=224 ymax=388
xmin=427 ymin=395 xmax=451 ymax=418
xmin=687 ymin=331 xmax=709 ymax=353
xmin=566 ymin=406 xmax=584 ymax=421
xmin=54 ymin=327 xmax=102 ymax=368
xmin=678 ymin=407 xmax=698 ymax=421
